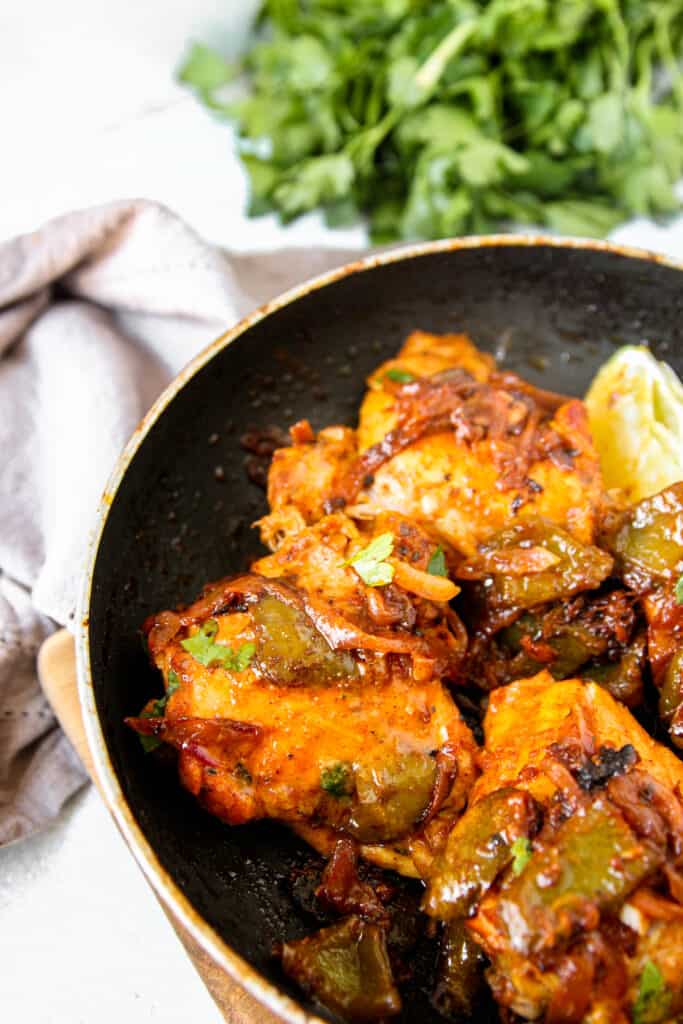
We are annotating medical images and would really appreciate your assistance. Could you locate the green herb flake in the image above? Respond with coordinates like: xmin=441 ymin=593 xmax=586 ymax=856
xmin=427 ymin=545 xmax=448 ymax=578
xmin=138 ymin=698 xmax=166 ymax=753
xmin=138 ymin=732 xmax=162 ymax=754
xmin=233 ymin=641 xmax=256 ymax=672
xmin=345 ymin=532 xmax=395 ymax=587
xmin=181 ymin=620 xmax=255 ymax=671
xmin=136 ymin=670 xmax=183 ymax=753
xmin=510 ymin=836 xmax=533 ymax=876
xmin=675 ymin=575 xmax=683 ymax=605
xmin=632 ymin=961 xmax=670 ymax=1024
xmin=321 ymin=762 xmax=353 ymax=798
xmin=385 ymin=368 xmax=416 ymax=383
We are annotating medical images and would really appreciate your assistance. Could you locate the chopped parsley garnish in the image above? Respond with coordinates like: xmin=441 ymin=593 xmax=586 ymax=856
xmin=510 ymin=836 xmax=533 ymax=876
xmin=138 ymin=669 xmax=182 ymax=752
xmin=321 ymin=762 xmax=353 ymax=798
xmin=632 ymin=961 xmax=670 ymax=1024
xmin=345 ymin=532 xmax=394 ymax=587
xmin=181 ymin=619 xmax=255 ymax=671
xmin=427 ymin=545 xmax=448 ymax=578
xmin=231 ymin=642 xmax=257 ymax=672
xmin=385 ymin=368 xmax=416 ymax=384
xmin=167 ymin=669 xmax=181 ymax=696
xmin=675 ymin=574 xmax=683 ymax=605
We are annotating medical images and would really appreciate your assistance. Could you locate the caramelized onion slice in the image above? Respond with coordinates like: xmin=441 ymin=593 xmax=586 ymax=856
xmin=125 ymin=715 xmax=262 ymax=767
xmin=391 ymin=558 xmax=460 ymax=601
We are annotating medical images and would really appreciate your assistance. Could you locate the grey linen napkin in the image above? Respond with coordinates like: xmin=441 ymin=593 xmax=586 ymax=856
xmin=0 ymin=199 xmax=361 ymax=845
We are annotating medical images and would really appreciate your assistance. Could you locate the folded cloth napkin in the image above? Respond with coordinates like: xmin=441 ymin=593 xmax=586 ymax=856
xmin=0 ymin=199 xmax=361 ymax=846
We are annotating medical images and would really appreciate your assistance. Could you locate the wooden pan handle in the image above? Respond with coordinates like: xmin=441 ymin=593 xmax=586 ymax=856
xmin=38 ymin=629 xmax=284 ymax=1024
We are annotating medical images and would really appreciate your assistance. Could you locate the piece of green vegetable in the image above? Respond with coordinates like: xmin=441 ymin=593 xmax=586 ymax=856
xmin=181 ymin=620 xmax=255 ymax=671
xmin=138 ymin=670 xmax=181 ymax=752
xmin=424 ymin=787 xmax=539 ymax=920
xmin=632 ymin=960 xmax=671 ymax=1024
xmin=350 ymin=749 xmax=437 ymax=842
xmin=427 ymin=545 xmax=448 ymax=578
xmin=384 ymin=367 xmax=416 ymax=383
xmin=321 ymin=761 xmax=353 ymax=798
xmin=253 ymin=595 xmax=359 ymax=685
xmin=601 ymin=482 xmax=683 ymax=592
xmin=457 ymin=520 xmax=613 ymax=613
xmin=281 ymin=916 xmax=401 ymax=1020
xmin=675 ymin=574 xmax=683 ymax=604
xmin=499 ymin=800 xmax=663 ymax=955
xmin=510 ymin=836 xmax=533 ymax=876
xmin=346 ymin=533 xmax=394 ymax=587
xmin=179 ymin=3 xmax=683 ymax=241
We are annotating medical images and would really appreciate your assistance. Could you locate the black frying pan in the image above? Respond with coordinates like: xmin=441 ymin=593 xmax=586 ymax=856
xmin=77 ymin=237 xmax=683 ymax=1024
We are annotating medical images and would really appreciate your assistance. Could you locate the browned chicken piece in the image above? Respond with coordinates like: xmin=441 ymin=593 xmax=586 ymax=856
xmin=265 ymin=422 xmax=357 ymax=542
xmin=354 ymin=340 xmax=604 ymax=555
xmin=423 ymin=673 xmax=683 ymax=1023
xmin=130 ymin=512 xmax=477 ymax=878
xmin=263 ymin=331 xmax=605 ymax=557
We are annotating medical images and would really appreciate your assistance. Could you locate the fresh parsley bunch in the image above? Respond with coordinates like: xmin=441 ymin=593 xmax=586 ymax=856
xmin=180 ymin=0 xmax=683 ymax=241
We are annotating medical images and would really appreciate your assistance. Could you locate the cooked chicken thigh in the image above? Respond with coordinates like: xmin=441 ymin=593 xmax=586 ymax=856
xmin=424 ymin=673 xmax=683 ymax=1024
xmin=131 ymin=513 xmax=477 ymax=876
xmin=265 ymin=332 xmax=604 ymax=557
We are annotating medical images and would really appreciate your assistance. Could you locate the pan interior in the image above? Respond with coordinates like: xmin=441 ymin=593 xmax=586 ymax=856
xmin=88 ymin=242 xmax=683 ymax=1022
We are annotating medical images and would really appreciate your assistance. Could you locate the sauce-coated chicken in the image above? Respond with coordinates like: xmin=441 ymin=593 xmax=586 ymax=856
xmin=264 ymin=331 xmax=605 ymax=556
xmin=132 ymin=513 xmax=477 ymax=877
xmin=424 ymin=673 xmax=683 ymax=1024
xmin=128 ymin=328 xmax=683 ymax=1024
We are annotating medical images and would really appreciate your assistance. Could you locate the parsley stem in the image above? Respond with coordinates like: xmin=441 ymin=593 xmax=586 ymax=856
xmin=654 ymin=6 xmax=683 ymax=111
xmin=414 ymin=19 xmax=477 ymax=94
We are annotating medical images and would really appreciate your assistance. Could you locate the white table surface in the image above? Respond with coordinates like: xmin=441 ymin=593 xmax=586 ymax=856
xmin=2 ymin=2 xmax=683 ymax=1022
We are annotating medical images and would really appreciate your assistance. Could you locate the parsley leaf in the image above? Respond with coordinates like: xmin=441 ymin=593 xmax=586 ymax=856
xmin=385 ymin=368 xmax=416 ymax=383
xmin=346 ymin=533 xmax=394 ymax=587
xmin=180 ymin=3 xmax=683 ymax=241
xmin=632 ymin=961 xmax=670 ymax=1024
xmin=177 ymin=43 xmax=237 ymax=106
xmin=138 ymin=670 xmax=182 ymax=752
xmin=139 ymin=704 xmax=164 ymax=753
xmin=427 ymin=545 xmax=448 ymax=578
xmin=181 ymin=620 xmax=255 ymax=671
xmin=321 ymin=762 xmax=353 ymax=798
xmin=510 ymin=836 xmax=533 ymax=876
xmin=675 ymin=575 xmax=683 ymax=605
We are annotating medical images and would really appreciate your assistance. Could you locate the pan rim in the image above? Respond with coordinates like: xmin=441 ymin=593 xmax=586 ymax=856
xmin=75 ymin=232 xmax=683 ymax=1024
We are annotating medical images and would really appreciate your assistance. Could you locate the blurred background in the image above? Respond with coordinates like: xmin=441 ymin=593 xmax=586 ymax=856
xmin=0 ymin=0 xmax=364 ymax=250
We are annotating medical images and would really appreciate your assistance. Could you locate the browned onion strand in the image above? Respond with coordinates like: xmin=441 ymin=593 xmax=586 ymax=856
xmin=330 ymin=370 xmax=576 ymax=508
